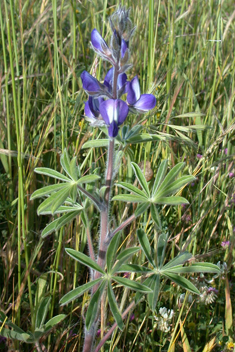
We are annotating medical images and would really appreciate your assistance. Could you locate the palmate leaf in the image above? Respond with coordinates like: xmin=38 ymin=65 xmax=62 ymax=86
xmin=30 ymin=183 xmax=68 ymax=200
xmin=150 ymin=203 xmax=161 ymax=229
xmin=106 ymin=232 xmax=121 ymax=273
xmin=152 ymin=159 xmax=168 ymax=196
xmin=107 ymin=281 xmax=124 ymax=331
xmin=65 ymin=248 xmax=105 ymax=275
xmin=60 ymin=278 xmax=102 ymax=306
xmin=82 ymin=139 xmax=109 ymax=149
xmin=114 ymin=276 xmax=152 ymax=293
xmin=163 ymin=272 xmax=200 ymax=295
xmin=151 ymin=274 xmax=160 ymax=310
xmin=116 ymin=264 xmax=151 ymax=273
xmin=112 ymin=247 xmax=140 ymax=274
xmin=77 ymin=174 xmax=100 ymax=184
xmin=34 ymin=167 xmax=71 ymax=182
xmin=37 ymin=185 xmax=72 ymax=215
xmin=116 ymin=182 xmax=148 ymax=198
xmin=41 ymin=211 xmax=81 ymax=238
xmin=162 ymin=262 xmax=221 ymax=274
xmin=131 ymin=162 xmax=150 ymax=197
xmin=134 ymin=203 xmax=150 ymax=217
xmin=155 ymin=196 xmax=189 ymax=205
xmin=137 ymin=229 xmax=154 ymax=266
xmin=112 ymin=194 xmax=148 ymax=203
xmin=86 ymin=281 xmax=106 ymax=331
xmin=157 ymin=232 xmax=168 ymax=268
xmin=154 ymin=162 xmax=185 ymax=197
xmin=154 ymin=175 xmax=195 ymax=200
xmin=61 ymin=149 xmax=73 ymax=180
xmin=163 ymin=252 xmax=192 ymax=269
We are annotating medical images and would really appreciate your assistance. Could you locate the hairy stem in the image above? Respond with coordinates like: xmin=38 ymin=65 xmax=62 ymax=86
xmin=82 ymin=63 xmax=120 ymax=352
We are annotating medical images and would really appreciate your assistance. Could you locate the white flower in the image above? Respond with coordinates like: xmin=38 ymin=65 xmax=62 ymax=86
xmin=154 ymin=307 xmax=174 ymax=332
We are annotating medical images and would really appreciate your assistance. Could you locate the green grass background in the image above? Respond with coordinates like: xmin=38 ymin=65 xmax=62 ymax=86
xmin=0 ymin=0 xmax=235 ymax=351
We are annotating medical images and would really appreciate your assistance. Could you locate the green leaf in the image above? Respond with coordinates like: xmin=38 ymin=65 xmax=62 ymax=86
xmin=70 ymin=156 xmax=78 ymax=181
xmin=157 ymin=232 xmax=168 ymax=268
xmin=126 ymin=133 xmax=153 ymax=144
xmin=65 ymin=248 xmax=105 ymax=274
xmin=60 ymin=149 xmax=73 ymax=179
xmin=154 ymin=175 xmax=195 ymax=199
xmin=134 ymin=202 xmax=150 ymax=217
xmin=60 ymin=278 xmax=102 ymax=306
xmin=44 ymin=314 xmax=66 ymax=332
xmin=116 ymin=182 xmax=148 ymax=198
xmin=163 ymin=252 xmax=192 ymax=269
xmin=41 ymin=211 xmax=81 ymax=238
xmin=34 ymin=167 xmax=71 ymax=182
xmin=152 ymin=159 xmax=168 ymax=197
xmin=137 ymin=229 xmax=154 ymax=266
xmin=114 ymin=276 xmax=152 ymax=293
xmin=151 ymin=274 xmax=160 ymax=310
xmin=107 ymin=281 xmax=124 ymax=330
xmin=30 ymin=183 xmax=68 ymax=200
xmin=155 ymin=196 xmax=189 ymax=205
xmin=82 ymin=139 xmax=109 ymax=149
xmin=37 ymin=185 xmax=72 ymax=215
xmin=106 ymin=232 xmax=121 ymax=274
xmin=35 ymin=296 xmax=51 ymax=329
xmin=163 ymin=272 xmax=200 ymax=295
xmin=163 ymin=262 xmax=221 ymax=274
xmin=0 ymin=327 xmax=31 ymax=343
xmin=154 ymin=162 xmax=185 ymax=198
xmin=150 ymin=204 xmax=161 ymax=229
xmin=135 ymin=276 xmax=155 ymax=304
xmin=86 ymin=281 xmax=106 ymax=331
xmin=131 ymin=162 xmax=150 ymax=197
xmin=70 ymin=183 xmax=77 ymax=203
xmin=112 ymin=194 xmax=148 ymax=203
xmin=77 ymin=174 xmax=100 ymax=184
xmin=116 ymin=264 xmax=151 ymax=273
xmin=112 ymin=247 xmax=140 ymax=274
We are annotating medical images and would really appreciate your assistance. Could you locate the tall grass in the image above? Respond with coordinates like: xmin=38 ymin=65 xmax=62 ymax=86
xmin=0 ymin=0 xmax=234 ymax=351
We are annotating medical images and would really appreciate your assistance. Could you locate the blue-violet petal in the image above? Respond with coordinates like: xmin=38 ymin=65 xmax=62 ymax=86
xmin=127 ymin=76 xmax=141 ymax=105
xmin=81 ymin=71 xmax=101 ymax=93
xmin=133 ymin=94 xmax=156 ymax=112
xmin=108 ymin=121 xmax=119 ymax=138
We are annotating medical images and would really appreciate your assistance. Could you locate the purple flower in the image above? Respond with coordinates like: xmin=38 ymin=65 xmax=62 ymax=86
xmin=207 ymin=287 xmax=219 ymax=295
xmin=84 ymin=97 xmax=106 ymax=127
xmin=104 ymin=68 xmax=127 ymax=97
xmin=224 ymin=148 xmax=228 ymax=155
xmin=126 ymin=76 xmax=156 ymax=113
xmin=96 ymin=329 xmax=101 ymax=337
xmin=196 ymin=154 xmax=203 ymax=159
xmin=81 ymin=71 xmax=104 ymax=97
xmin=130 ymin=313 xmax=135 ymax=321
xmin=221 ymin=241 xmax=230 ymax=249
xmin=229 ymin=172 xmax=234 ymax=178
xmin=99 ymin=99 xmax=129 ymax=138
xmin=91 ymin=29 xmax=112 ymax=61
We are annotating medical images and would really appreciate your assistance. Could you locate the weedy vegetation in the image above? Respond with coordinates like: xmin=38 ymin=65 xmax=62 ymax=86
xmin=0 ymin=1 xmax=235 ymax=352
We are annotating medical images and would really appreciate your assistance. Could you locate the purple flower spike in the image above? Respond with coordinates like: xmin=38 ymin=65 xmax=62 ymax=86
xmin=91 ymin=29 xmax=112 ymax=59
xmin=81 ymin=71 xmax=103 ymax=96
xmin=100 ymin=99 xmax=129 ymax=138
xmin=127 ymin=76 xmax=156 ymax=113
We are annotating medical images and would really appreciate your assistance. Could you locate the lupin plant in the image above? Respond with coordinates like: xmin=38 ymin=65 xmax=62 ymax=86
xmin=27 ymin=7 xmax=221 ymax=352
